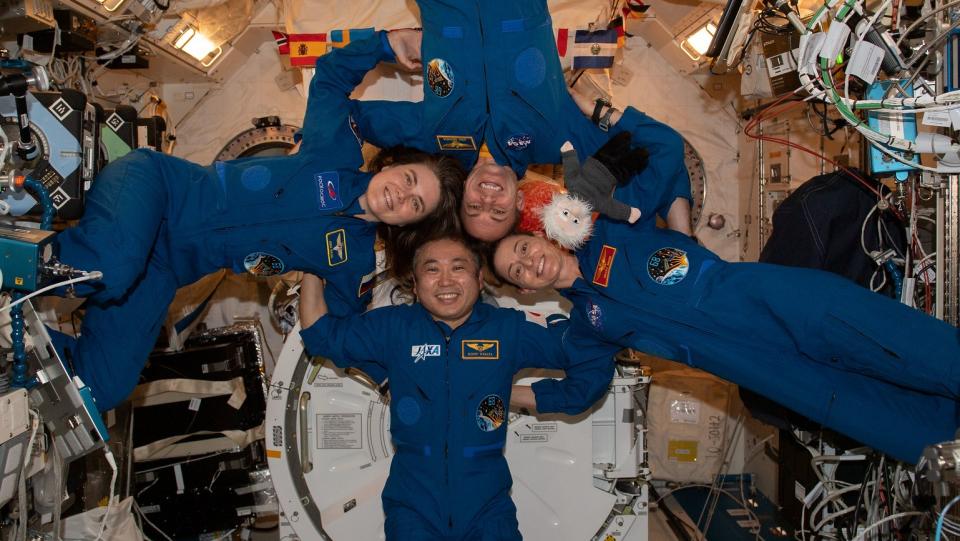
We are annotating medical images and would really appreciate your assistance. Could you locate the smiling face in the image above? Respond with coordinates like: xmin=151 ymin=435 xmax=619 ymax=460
xmin=492 ymin=234 xmax=566 ymax=291
xmin=460 ymin=162 xmax=522 ymax=241
xmin=413 ymin=238 xmax=482 ymax=329
xmin=365 ymin=163 xmax=442 ymax=226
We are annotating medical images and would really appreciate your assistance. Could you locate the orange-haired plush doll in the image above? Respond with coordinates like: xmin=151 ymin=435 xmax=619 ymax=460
xmin=517 ymin=136 xmax=645 ymax=250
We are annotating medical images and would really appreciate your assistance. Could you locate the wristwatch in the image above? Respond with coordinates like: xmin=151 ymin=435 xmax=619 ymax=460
xmin=599 ymin=104 xmax=617 ymax=132
xmin=591 ymin=97 xmax=611 ymax=125
xmin=592 ymin=97 xmax=617 ymax=132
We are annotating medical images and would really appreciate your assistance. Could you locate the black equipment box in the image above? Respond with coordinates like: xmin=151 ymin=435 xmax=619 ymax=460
xmin=132 ymin=324 xmax=270 ymax=539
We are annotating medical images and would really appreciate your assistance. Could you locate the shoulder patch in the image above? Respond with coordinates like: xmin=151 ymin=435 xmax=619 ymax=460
xmin=326 ymin=229 xmax=348 ymax=267
xmin=592 ymin=245 xmax=617 ymax=287
xmin=647 ymin=247 xmax=689 ymax=285
xmin=315 ymin=172 xmax=344 ymax=210
xmin=461 ymin=339 xmax=499 ymax=360
xmin=476 ymin=394 xmax=505 ymax=432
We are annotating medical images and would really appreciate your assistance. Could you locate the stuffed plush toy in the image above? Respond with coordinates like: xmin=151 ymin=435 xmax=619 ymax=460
xmin=517 ymin=133 xmax=648 ymax=250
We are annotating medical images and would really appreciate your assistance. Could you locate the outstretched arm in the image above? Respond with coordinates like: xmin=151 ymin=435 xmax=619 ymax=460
xmin=514 ymin=313 xmax=616 ymax=415
xmin=299 ymin=30 xmax=399 ymax=157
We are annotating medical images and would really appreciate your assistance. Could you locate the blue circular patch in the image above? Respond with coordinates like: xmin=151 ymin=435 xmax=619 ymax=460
xmin=476 ymin=394 xmax=505 ymax=432
xmin=427 ymin=58 xmax=455 ymax=98
xmin=514 ymin=47 xmax=546 ymax=88
xmin=243 ymin=252 xmax=285 ymax=277
xmin=397 ymin=396 xmax=421 ymax=426
xmin=647 ymin=247 xmax=689 ymax=285
xmin=240 ymin=165 xmax=271 ymax=191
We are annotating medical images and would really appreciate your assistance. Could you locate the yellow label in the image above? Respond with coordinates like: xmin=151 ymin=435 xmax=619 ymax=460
xmin=667 ymin=440 xmax=699 ymax=463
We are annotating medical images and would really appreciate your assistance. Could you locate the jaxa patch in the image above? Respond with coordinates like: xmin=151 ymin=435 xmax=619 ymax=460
xmin=315 ymin=172 xmax=343 ymax=210
xmin=243 ymin=252 xmax=285 ymax=277
xmin=427 ymin=58 xmax=455 ymax=98
xmin=325 ymin=229 xmax=348 ymax=267
xmin=348 ymin=114 xmax=363 ymax=146
xmin=461 ymin=340 xmax=499 ymax=360
xmin=591 ymin=245 xmax=617 ymax=287
xmin=436 ymin=135 xmax=476 ymax=151
xmin=476 ymin=394 xmax=505 ymax=432
xmin=411 ymin=344 xmax=441 ymax=363
xmin=648 ymin=247 xmax=689 ymax=285
xmin=506 ymin=134 xmax=532 ymax=150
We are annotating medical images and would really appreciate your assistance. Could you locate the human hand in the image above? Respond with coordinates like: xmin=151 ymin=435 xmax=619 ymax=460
xmin=509 ymin=385 xmax=538 ymax=414
xmin=568 ymin=85 xmax=596 ymax=117
xmin=387 ymin=28 xmax=422 ymax=72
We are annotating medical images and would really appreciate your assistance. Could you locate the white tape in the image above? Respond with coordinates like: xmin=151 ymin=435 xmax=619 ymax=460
xmin=174 ymin=464 xmax=185 ymax=494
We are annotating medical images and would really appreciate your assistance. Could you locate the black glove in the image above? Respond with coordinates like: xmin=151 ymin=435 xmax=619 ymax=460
xmin=592 ymin=131 xmax=650 ymax=186
xmin=562 ymin=134 xmax=646 ymax=223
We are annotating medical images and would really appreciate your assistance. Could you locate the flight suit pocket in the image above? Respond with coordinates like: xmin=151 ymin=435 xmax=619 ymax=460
xmin=820 ymin=314 xmax=916 ymax=389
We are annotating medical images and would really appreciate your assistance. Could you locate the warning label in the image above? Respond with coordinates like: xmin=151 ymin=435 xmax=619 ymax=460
xmin=316 ymin=413 xmax=362 ymax=450
xmin=528 ymin=423 xmax=557 ymax=432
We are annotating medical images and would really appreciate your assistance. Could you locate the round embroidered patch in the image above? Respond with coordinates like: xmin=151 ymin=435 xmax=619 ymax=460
xmin=647 ymin=247 xmax=689 ymax=285
xmin=240 ymin=165 xmax=271 ymax=191
xmin=427 ymin=58 xmax=455 ymax=98
xmin=514 ymin=47 xmax=546 ymax=88
xmin=243 ymin=252 xmax=285 ymax=277
xmin=476 ymin=394 xmax=505 ymax=432
xmin=397 ymin=396 xmax=421 ymax=426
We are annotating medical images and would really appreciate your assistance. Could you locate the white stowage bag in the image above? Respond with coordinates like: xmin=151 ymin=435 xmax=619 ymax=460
xmin=647 ymin=368 xmax=737 ymax=484
xmin=61 ymin=496 xmax=144 ymax=541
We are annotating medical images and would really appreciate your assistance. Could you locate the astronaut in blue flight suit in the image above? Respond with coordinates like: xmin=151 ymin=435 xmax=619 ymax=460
xmin=492 ymin=164 xmax=960 ymax=463
xmin=298 ymin=236 xmax=611 ymax=540
xmin=49 ymin=30 xmax=464 ymax=411
xmin=350 ymin=0 xmax=694 ymax=241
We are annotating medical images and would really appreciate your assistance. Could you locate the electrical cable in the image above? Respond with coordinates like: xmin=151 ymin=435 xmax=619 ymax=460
xmin=93 ymin=449 xmax=118 ymax=541
xmin=0 ymin=272 xmax=103 ymax=313
xmin=854 ymin=511 xmax=925 ymax=541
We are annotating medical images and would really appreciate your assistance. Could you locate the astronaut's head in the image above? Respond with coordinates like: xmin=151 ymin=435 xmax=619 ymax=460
xmin=460 ymin=161 xmax=523 ymax=242
xmin=492 ymin=233 xmax=578 ymax=291
xmin=412 ymin=236 xmax=483 ymax=329
xmin=365 ymin=147 xmax=465 ymax=226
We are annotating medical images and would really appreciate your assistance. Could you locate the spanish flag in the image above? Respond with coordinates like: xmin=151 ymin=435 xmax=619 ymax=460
xmin=289 ymin=33 xmax=327 ymax=67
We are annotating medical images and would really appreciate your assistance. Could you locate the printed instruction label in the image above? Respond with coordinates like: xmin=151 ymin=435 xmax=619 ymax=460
xmin=518 ymin=433 xmax=549 ymax=443
xmin=669 ymin=398 xmax=700 ymax=424
xmin=316 ymin=413 xmax=362 ymax=449
xmin=528 ymin=423 xmax=557 ymax=432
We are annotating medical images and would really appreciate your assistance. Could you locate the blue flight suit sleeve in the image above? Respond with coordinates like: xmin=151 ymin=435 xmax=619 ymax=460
xmin=611 ymin=107 xmax=693 ymax=220
xmin=321 ymin=270 xmax=370 ymax=318
xmin=513 ymin=313 xmax=614 ymax=415
xmin=350 ymin=100 xmax=425 ymax=150
xmin=299 ymin=30 xmax=396 ymax=161
xmin=300 ymin=307 xmax=392 ymax=371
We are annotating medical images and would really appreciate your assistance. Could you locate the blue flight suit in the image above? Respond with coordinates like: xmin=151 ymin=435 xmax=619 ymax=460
xmin=300 ymin=301 xmax=612 ymax=540
xmin=351 ymin=0 xmax=692 ymax=225
xmin=561 ymin=210 xmax=960 ymax=463
xmin=51 ymin=32 xmax=400 ymax=410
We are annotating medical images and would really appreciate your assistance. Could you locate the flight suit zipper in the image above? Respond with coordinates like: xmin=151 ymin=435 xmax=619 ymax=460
xmin=444 ymin=330 xmax=453 ymax=531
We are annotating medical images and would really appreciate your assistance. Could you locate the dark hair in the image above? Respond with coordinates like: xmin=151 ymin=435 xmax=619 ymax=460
xmin=370 ymin=146 xmax=466 ymax=282
xmin=388 ymin=232 xmax=484 ymax=299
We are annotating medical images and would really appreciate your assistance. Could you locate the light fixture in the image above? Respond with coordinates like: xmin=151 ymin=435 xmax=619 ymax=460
xmin=172 ymin=25 xmax=223 ymax=67
xmin=680 ymin=21 xmax=717 ymax=61
xmin=96 ymin=0 xmax=127 ymax=13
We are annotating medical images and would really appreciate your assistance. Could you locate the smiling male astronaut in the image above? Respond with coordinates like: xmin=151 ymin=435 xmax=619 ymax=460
xmin=298 ymin=235 xmax=611 ymax=540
